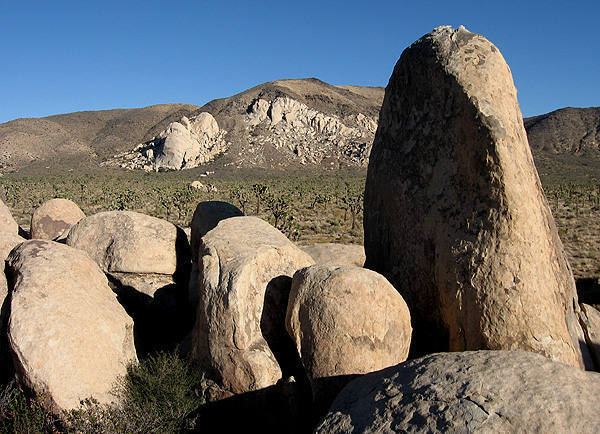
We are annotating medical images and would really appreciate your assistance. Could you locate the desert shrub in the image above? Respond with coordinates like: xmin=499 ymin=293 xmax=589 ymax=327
xmin=66 ymin=351 xmax=208 ymax=433
xmin=0 ymin=381 xmax=57 ymax=433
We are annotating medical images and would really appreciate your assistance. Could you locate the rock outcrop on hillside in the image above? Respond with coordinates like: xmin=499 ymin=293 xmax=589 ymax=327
xmin=0 ymin=104 xmax=199 ymax=173
xmin=364 ymin=26 xmax=589 ymax=368
xmin=104 ymin=79 xmax=382 ymax=171
xmin=103 ymin=112 xmax=229 ymax=171
xmin=316 ymin=351 xmax=600 ymax=433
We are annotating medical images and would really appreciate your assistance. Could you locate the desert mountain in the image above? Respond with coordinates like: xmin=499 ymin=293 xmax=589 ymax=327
xmin=525 ymin=107 xmax=600 ymax=154
xmin=0 ymin=78 xmax=598 ymax=174
xmin=0 ymin=104 xmax=200 ymax=173
xmin=103 ymin=78 xmax=384 ymax=171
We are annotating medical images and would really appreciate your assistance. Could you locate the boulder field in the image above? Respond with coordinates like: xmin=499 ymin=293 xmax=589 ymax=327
xmin=0 ymin=24 xmax=599 ymax=432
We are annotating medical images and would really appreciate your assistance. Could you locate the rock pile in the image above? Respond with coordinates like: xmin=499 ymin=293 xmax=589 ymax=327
xmin=2 ymin=25 xmax=600 ymax=432
xmin=103 ymin=112 xmax=228 ymax=171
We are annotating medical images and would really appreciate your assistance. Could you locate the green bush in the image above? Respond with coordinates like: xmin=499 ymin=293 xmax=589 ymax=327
xmin=66 ymin=351 xmax=208 ymax=433
xmin=0 ymin=381 xmax=57 ymax=433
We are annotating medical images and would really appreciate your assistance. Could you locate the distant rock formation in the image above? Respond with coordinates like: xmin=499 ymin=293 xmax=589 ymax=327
xmin=243 ymin=96 xmax=377 ymax=167
xmin=103 ymin=112 xmax=228 ymax=171
xmin=525 ymin=107 xmax=600 ymax=154
xmin=103 ymin=81 xmax=381 ymax=171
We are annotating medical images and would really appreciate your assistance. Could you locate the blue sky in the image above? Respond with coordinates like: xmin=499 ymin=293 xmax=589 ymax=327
xmin=1 ymin=1 xmax=598 ymax=123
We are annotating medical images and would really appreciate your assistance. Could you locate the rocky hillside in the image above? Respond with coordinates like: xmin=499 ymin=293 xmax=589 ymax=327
xmin=1 ymin=78 xmax=598 ymax=175
xmin=525 ymin=107 xmax=600 ymax=154
xmin=0 ymin=104 xmax=199 ymax=173
xmin=104 ymin=78 xmax=383 ymax=171
xmin=0 ymin=79 xmax=384 ymax=173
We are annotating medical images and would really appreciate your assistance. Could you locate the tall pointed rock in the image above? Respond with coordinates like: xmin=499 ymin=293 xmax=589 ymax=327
xmin=364 ymin=26 xmax=590 ymax=368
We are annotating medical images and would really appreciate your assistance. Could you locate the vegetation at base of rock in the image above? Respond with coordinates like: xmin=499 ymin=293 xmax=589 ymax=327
xmin=0 ymin=382 xmax=58 ymax=432
xmin=0 ymin=351 xmax=209 ymax=433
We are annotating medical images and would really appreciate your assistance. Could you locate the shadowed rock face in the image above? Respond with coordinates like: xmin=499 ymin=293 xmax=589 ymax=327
xmin=364 ymin=26 xmax=589 ymax=368
xmin=316 ymin=351 xmax=600 ymax=433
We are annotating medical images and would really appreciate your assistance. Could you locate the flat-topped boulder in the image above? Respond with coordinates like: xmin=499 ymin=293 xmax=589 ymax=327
xmin=66 ymin=210 xmax=187 ymax=276
xmin=192 ymin=216 xmax=314 ymax=395
xmin=364 ymin=26 xmax=589 ymax=368
xmin=317 ymin=351 xmax=600 ymax=433
xmin=30 ymin=198 xmax=85 ymax=241
xmin=6 ymin=240 xmax=137 ymax=413
xmin=300 ymin=243 xmax=365 ymax=267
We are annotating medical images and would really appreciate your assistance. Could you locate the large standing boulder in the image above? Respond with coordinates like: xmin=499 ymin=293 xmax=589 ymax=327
xmin=0 ymin=199 xmax=18 ymax=235
xmin=286 ymin=265 xmax=411 ymax=412
xmin=363 ymin=25 xmax=588 ymax=368
xmin=30 ymin=198 xmax=85 ymax=241
xmin=66 ymin=211 xmax=192 ymax=354
xmin=300 ymin=243 xmax=365 ymax=267
xmin=316 ymin=351 xmax=600 ymax=433
xmin=6 ymin=240 xmax=137 ymax=413
xmin=192 ymin=216 xmax=314 ymax=395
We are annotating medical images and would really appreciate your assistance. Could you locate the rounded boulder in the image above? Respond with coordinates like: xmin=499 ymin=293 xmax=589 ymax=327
xmin=6 ymin=240 xmax=137 ymax=413
xmin=30 ymin=198 xmax=85 ymax=241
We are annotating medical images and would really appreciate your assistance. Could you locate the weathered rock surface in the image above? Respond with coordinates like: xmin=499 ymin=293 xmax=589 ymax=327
xmin=364 ymin=25 xmax=588 ymax=368
xmin=0 ymin=199 xmax=18 ymax=234
xmin=104 ymin=112 xmax=228 ymax=171
xmin=316 ymin=351 xmax=600 ymax=433
xmin=30 ymin=198 xmax=85 ymax=241
xmin=0 ymin=231 xmax=25 ymax=308
xmin=580 ymin=303 xmax=600 ymax=370
xmin=66 ymin=210 xmax=185 ymax=276
xmin=192 ymin=216 xmax=314 ymax=395
xmin=286 ymin=265 xmax=411 ymax=411
xmin=300 ymin=243 xmax=365 ymax=267
xmin=188 ymin=201 xmax=244 ymax=311
xmin=190 ymin=201 xmax=244 ymax=263
xmin=66 ymin=211 xmax=192 ymax=354
xmin=6 ymin=240 xmax=137 ymax=412
xmin=0 ymin=231 xmax=24 ymax=261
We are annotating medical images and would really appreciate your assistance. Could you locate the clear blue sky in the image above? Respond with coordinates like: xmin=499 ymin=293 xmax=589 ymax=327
xmin=1 ymin=1 xmax=598 ymax=123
